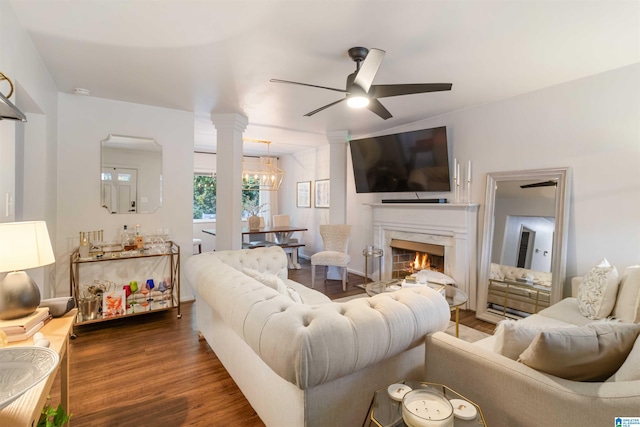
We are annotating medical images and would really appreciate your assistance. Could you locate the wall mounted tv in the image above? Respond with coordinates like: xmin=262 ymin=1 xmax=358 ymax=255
xmin=349 ymin=126 xmax=451 ymax=193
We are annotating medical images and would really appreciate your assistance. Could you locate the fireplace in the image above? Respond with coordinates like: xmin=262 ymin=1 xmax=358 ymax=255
xmin=389 ymin=239 xmax=445 ymax=279
xmin=370 ymin=202 xmax=479 ymax=309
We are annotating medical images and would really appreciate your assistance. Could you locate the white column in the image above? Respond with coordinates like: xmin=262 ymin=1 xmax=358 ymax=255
xmin=327 ymin=130 xmax=349 ymax=224
xmin=326 ymin=131 xmax=349 ymax=280
xmin=211 ymin=113 xmax=248 ymax=250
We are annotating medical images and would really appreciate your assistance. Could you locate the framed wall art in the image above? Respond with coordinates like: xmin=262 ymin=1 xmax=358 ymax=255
xmin=315 ymin=179 xmax=330 ymax=208
xmin=296 ymin=181 xmax=311 ymax=208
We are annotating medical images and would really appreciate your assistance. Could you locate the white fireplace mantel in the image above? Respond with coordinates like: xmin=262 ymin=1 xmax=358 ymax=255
xmin=369 ymin=203 xmax=479 ymax=310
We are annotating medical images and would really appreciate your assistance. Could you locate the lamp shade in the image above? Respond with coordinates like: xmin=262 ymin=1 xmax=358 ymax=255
xmin=0 ymin=221 xmax=55 ymax=273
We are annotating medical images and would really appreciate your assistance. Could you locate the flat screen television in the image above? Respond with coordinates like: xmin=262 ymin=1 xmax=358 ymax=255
xmin=349 ymin=126 xmax=451 ymax=193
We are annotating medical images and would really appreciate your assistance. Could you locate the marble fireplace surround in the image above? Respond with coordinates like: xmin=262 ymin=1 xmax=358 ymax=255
xmin=370 ymin=203 xmax=479 ymax=310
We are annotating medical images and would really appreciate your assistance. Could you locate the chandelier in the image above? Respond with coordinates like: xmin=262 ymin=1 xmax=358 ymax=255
xmin=242 ymin=138 xmax=284 ymax=191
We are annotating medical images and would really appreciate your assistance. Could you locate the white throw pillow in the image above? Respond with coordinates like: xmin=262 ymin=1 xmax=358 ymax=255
xmin=493 ymin=319 xmax=574 ymax=360
xmin=416 ymin=269 xmax=456 ymax=285
xmin=276 ymin=277 xmax=303 ymax=303
xmin=242 ymin=267 xmax=280 ymax=290
xmin=612 ymin=265 xmax=640 ymax=323
xmin=518 ymin=323 xmax=640 ymax=381
xmin=577 ymin=258 xmax=619 ymax=320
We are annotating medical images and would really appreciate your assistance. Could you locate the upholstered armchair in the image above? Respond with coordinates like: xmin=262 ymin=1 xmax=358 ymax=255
xmin=311 ymin=224 xmax=352 ymax=291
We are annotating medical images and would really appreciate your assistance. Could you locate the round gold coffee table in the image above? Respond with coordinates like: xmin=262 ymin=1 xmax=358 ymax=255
xmin=364 ymin=280 xmax=402 ymax=296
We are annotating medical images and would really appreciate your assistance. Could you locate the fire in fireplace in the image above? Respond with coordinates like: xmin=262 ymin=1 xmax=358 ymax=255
xmin=389 ymin=239 xmax=445 ymax=279
xmin=411 ymin=252 xmax=433 ymax=272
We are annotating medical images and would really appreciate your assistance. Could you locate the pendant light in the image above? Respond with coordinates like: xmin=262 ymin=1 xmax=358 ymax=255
xmin=242 ymin=138 xmax=284 ymax=191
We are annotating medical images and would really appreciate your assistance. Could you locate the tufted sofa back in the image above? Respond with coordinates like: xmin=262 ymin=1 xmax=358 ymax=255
xmin=186 ymin=246 xmax=450 ymax=390
xmin=210 ymin=246 xmax=289 ymax=280
xmin=490 ymin=263 xmax=552 ymax=287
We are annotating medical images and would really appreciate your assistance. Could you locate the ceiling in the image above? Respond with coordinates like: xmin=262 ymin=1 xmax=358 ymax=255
xmin=10 ymin=0 xmax=639 ymax=156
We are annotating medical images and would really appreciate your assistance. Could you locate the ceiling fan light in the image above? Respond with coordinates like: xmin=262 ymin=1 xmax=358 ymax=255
xmin=347 ymin=96 xmax=369 ymax=108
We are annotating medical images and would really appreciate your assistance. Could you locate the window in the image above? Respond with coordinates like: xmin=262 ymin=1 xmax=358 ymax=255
xmin=193 ymin=174 xmax=261 ymax=220
xmin=194 ymin=174 xmax=216 ymax=220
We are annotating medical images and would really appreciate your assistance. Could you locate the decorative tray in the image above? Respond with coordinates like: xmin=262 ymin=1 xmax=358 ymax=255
xmin=0 ymin=346 xmax=59 ymax=410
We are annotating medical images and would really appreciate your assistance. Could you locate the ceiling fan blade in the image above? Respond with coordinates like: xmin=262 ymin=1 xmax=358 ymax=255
xmin=367 ymin=98 xmax=392 ymax=120
xmin=520 ymin=180 xmax=558 ymax=188
xmin=353 ymin=48 xmax=385 ymax=93
xmin=371 ymin=83 xmax=452 ymax=98
xmin=270 ymin=79 xmax=347 ymax=93
xmin=304 ymin=98 xmax=346 ymax=117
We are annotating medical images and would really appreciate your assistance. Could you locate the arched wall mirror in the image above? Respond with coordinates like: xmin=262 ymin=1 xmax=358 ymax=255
xmin=100 ymin=134 xmax=162 ymax=214
xmin=476 ymin=167 xmax=571 ymax=324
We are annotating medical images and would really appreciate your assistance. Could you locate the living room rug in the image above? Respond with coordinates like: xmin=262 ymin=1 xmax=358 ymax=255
xmin=446 ymin=321 xmax=490 ymax=343
xmin=333 ymin=293 xmax=491 ymax=343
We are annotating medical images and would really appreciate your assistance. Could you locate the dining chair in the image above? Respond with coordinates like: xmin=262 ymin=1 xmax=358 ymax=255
xmin=272 ymin=214 xmax=291 ymax=228
xmin=311 ymin=224 xmax=352 ymax=291
xmin=193 ymin=238 xmax=202 ymax=254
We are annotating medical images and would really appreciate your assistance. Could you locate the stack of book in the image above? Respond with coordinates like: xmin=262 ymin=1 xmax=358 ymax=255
xmin=0 ymin=307 xmax=51 ymax=342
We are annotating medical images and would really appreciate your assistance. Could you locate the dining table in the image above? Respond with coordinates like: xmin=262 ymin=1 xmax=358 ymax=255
xmin=202 ymin=225 xmax=308 ymax=269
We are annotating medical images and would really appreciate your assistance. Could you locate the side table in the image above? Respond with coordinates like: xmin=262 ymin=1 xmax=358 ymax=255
xmin=0 ymin=309 xmax=76 ymax=426
xmin=365 ymin=380 xmax=486 ymax=426
xmin=363 ymin=247 xmax=384 ymax=285
xmin=447 ymin=288 xmax=468 ymax=338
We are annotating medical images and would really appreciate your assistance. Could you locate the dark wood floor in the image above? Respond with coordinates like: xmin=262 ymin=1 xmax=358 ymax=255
xmin=48 ymin=258 xmax=494 ymax=426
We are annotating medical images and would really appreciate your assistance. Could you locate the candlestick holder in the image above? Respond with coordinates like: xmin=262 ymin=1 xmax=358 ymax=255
xmin=455 ymin=181 xmax=461 ymax=204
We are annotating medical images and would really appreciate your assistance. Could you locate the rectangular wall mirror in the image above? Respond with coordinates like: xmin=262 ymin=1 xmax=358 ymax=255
xmin=101 ymin=134 xmax=162 ymax=214
xmin=476 ymin=167 xmax=571 ymax=324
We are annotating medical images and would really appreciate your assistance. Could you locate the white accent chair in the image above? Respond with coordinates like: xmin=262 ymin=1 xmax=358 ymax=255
xmin=273 ymin=214 xmax=301 ymax=269
xmin=311 ymin=224 xmax=352 ymax=291
xmin=193 ymin=238 xmax=202 ymax=254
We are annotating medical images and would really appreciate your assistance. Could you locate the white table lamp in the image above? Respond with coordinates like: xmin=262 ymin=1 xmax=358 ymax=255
xmin=0 ymin=221 xmax=55 ymax=320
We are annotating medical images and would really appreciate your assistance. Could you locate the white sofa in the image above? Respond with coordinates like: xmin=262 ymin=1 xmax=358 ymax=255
xmin=425 ymin=272 xmax=640 ymax=427
xmin=185 ymin=246 xmax=450 ymax=427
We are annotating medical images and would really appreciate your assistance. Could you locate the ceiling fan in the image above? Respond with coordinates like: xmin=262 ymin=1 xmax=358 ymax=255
xmin=270 ymin=47 xmax=452 ymax=120
xmin=520 ymin=180 xmax=558 ymax=189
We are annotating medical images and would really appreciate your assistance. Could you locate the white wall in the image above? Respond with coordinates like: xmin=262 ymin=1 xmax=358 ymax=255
xmin=0 ymin=1 xmax=59 ymax=296
xmin=278 ymin=145 xmax=332 ymax=259
xmin=279 ymin=63 xmax=640 ymax=286
xmin=419 ymin=63 xmax=640 ymax=279
xmin=56 ymin=94 xmax=194 ymax=299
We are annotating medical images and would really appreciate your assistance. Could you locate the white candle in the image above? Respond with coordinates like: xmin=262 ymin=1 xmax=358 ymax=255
xmin=453 ymin=158 xmax=458 ymax=181
xmin=467 ymin=160 xmax=471 ymax=183
xmin=456 ymin=163 xmax=460 ymax=186
xmin=402 ymin=389 xmax=454 ymax=427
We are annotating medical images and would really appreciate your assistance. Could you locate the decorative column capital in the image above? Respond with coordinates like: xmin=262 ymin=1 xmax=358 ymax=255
xmin=326 ymin=130 xmax=350 ymax=145
xmin=210 ymin=113 xmax=249 ymax=133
